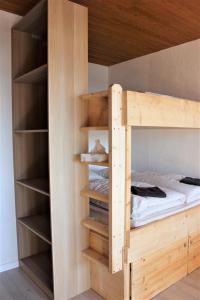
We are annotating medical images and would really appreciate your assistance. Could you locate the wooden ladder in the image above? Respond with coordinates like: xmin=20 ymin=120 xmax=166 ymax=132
xmin=80 ymin=85 xmax=126 ymax=274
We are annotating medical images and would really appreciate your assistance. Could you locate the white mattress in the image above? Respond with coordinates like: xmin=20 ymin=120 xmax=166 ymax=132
xmin=89 ymin=177 xmax=187 ymax=227
xmin=131 ymin=198 xmax=200 ymax=227
xmin=133 ymin=171 xmax=200 ymax=204
xmin=90 ymin=197 xmax=200 ymax=228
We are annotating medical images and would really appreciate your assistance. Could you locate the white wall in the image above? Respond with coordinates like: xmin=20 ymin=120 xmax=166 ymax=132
xmin=0 ymin=10 xmax=20 ymax=272
xmin=89 ymin=63 xmax=108 ymax=93
xmin=109 ymin=40 xmax=200 ymax=176
xmin=88 ymin=63 xmax=109 ymax=151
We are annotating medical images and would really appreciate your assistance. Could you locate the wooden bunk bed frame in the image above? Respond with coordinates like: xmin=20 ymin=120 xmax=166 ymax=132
xmin=80 ymin=84 xmax=200 ymax=300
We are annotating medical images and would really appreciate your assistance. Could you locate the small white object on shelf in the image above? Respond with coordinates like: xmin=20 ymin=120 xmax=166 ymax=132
xmin=80 ymin=139 xmax=108 ymax=162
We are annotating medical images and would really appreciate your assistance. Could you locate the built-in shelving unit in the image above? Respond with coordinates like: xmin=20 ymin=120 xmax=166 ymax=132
xmin=12 ymin=0 xmax=53 ymax=297
xmin=12 ymin=0 xmax=88 ymax=298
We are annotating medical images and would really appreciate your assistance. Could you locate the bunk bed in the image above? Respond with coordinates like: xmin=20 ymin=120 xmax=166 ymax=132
xmin=80 ymin=84 xmax=200 ymax=300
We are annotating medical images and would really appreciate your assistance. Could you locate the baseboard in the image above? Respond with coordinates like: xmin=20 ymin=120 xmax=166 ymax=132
xmin=0 ymin=260 xmax=19 ymax=273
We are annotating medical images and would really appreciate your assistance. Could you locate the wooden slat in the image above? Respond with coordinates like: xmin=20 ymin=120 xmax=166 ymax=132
xmin=82 ymin=218 xmax=108 ymax=237
xmin=16 ymin=178 xmax=49 ymax=196
xmin=125 ymin=91 xmax=200 ymax=128
xmin=18 ymin=214 xmax=51 ymax=245
xmin=81 ymin=188 xmax=108 ymax=203
xmin=109 ymin=84 xmax=125 ymax=273
xmin=124 ymin=125 xmax=131 ymax=250
xmin=80 ymin=160 xmax=109 ymax=167
xmin=14 ymin=64 xmax=47 ymax=84
xmin=80 ymin=126 xmax=108 ymax=132
xmin=14 ymin=129 xmax=48 ymax=134
xmin=82 ymin=248 xmax=108 ymax=268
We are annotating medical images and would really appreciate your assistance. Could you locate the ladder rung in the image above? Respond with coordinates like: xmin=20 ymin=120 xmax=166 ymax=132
xmin=80 ymin=126 xmax=108 ymax=132
xmin=82 ymin=248 xmax=109 ymax=268
xmin=82 ymin=218 xmax=108 ymax=237
xmin=81 ymin=189 xmax=109 ymax=203
xmin=80 ymin=160 xmax=109 ymax=167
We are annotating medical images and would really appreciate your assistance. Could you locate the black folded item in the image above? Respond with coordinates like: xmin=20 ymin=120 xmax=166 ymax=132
xmin=131 ymin=186 xmax=166 ymax=198
xmin=180 ymin=177 xmax=200 ymax=186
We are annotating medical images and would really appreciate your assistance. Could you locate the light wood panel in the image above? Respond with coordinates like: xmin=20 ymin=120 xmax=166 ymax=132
xmin=109 ymin=84 xmax=125 ymax=273
xmin=125 ymin=91 xmax=200 ymax=128
xmin=90 ymin=261 xmax=124 ymax=300
xmin=187 ymin=206 xmax=200 ymax=273
xmin=129 ymin=211 xmax=188 ymax=300
xmin=90 ymin=231 xmax=109 ymax=257
xmin=48 ymin=0 xmax=88 ymax=298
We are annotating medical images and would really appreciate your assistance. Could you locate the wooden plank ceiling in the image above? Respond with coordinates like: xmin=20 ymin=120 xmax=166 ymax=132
xmin=1 ymin=0 xmax=200 ymax=65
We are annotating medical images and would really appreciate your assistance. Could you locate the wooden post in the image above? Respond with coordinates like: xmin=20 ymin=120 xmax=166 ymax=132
xmin=48 ymin=1 xmax=89 ymax=299
xmin=109 ymin=84 xmax=126 ymax=273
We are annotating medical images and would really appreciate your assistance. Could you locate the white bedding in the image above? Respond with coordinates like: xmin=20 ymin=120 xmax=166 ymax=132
xmin=89 ymin=177 xmax=186 ymax=225
xmin=133 ymin=171 xmax=200 ymax=204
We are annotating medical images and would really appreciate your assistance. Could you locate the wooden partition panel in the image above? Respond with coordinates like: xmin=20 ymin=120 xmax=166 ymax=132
xmin=125 ymin=91 xmax=200 ymax=128
xmin=109 ymin=85 xmax=126 ymax=273
xmin=48 ymin=1 xmax=88 ymax=299
xmin=187 ymin=206 xmax=200 ymax=273
xmin=129 ymin=212 xmax=188 ymax=300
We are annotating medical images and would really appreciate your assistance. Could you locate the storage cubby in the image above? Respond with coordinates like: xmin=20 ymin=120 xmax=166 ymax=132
xmin=18 ymin=225 xmax=53 ymax=298
xmin=14 ymin=133 xmax=49 ymax=180
xmin=13 ymin=84 xmax=48 ymax=131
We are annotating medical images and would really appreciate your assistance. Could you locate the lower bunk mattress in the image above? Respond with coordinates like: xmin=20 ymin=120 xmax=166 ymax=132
xmin=89 ymin=170 xmax=200 ymax=228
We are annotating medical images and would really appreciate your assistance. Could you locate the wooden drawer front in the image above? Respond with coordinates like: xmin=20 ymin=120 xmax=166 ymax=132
xmin=187 ymin=206 xmax=200 ymax=273
xmin=129 ymin=211 xmax=188 ymax=300
xmin=131 ymin=240 xmax=188 ymax=300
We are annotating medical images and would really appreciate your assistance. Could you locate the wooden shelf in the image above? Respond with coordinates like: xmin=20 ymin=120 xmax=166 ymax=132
xmin=14 ymin=64 xmax=47 ymax=84
xmin=13 ymin=0 xmax=47 ymax=38
xmin=18 ymin=214 xmax=51 ymax=245
xmin=82 ymin=248 xmax=108 ymax=268
xmin=80 ymin=90 xmax=108 ymax=100
xmin=14 ymin=129 xmax=48 ymax=134
xmin=82 ymin=218 xmax=108 ymax=238
xmin=80 ymin=160 xmax=109 ymax=167
xmin=20 ymin=251 xmax=53 ymax=298
xmin=80 ymin=126 xmax=109 ymax=132
xmin=16 ymin=178 xmax=49 ymax=196
xmin=81 ymin=188 xmax=109 ymax=203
